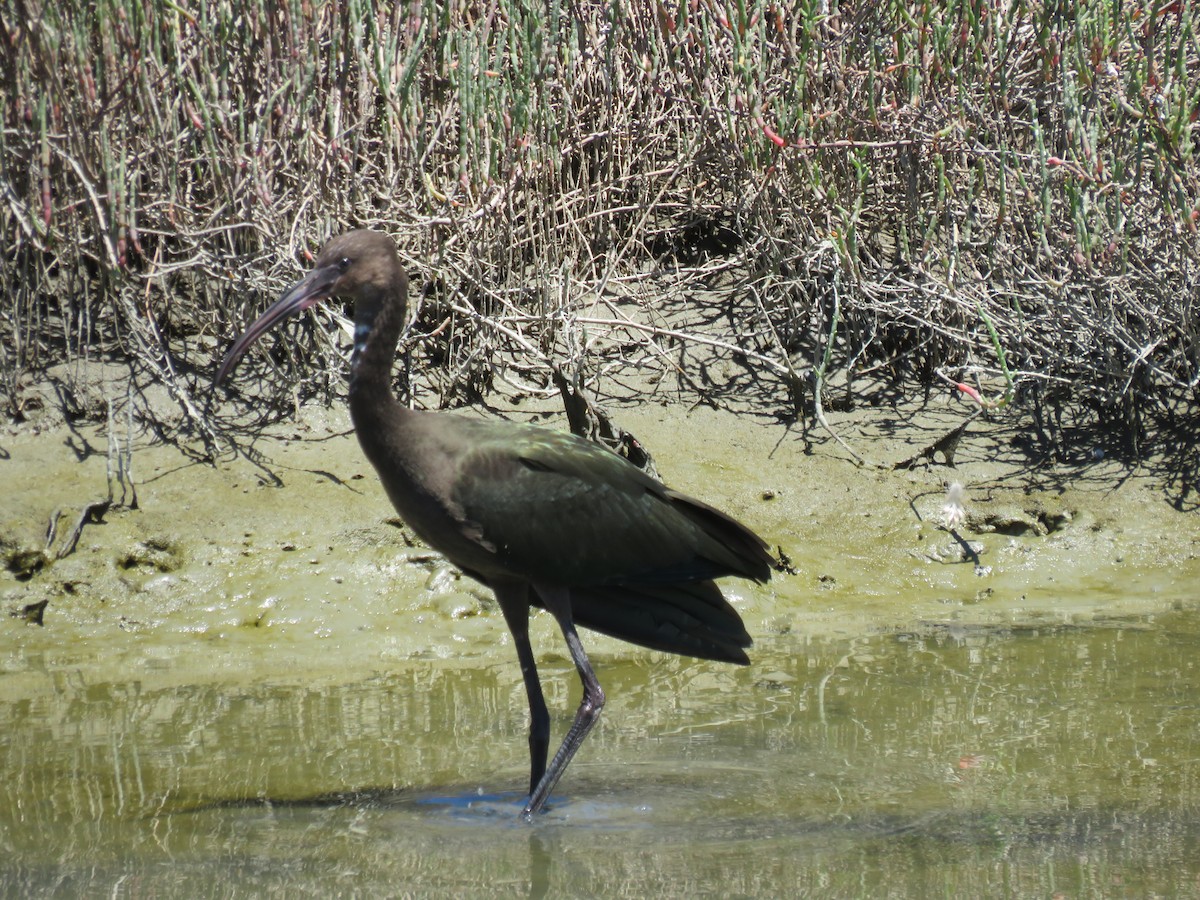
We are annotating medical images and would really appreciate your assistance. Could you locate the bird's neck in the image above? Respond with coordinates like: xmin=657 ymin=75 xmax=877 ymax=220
xmin=348 ymin=286 xmax=407 ymax=421
xmin=346 ymin=286 xmax=434 ymax=519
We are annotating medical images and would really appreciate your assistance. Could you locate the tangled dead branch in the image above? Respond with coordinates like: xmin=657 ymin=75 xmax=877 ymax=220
xmin=0 ymin=1 xmax=1196 ymax=473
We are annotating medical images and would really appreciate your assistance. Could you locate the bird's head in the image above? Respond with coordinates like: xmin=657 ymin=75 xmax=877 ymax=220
xmin=215 ymin=229 xmax=408 ymax=385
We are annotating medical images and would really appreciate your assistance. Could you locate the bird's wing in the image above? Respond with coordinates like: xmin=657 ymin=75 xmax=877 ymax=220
xmin=449 ymin=423 xmax=766 ymax=586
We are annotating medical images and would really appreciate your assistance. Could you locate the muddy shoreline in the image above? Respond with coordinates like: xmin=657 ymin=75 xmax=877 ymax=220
xmin=4 ymin=373 xmax=1198 ymax=698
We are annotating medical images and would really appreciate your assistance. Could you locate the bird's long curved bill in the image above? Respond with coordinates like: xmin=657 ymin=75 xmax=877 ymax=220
xmin=214 ymin=263 xmax=341 ymax=385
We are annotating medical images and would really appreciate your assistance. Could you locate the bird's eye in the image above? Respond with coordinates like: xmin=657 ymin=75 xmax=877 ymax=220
xmin=337 ymin=256 xmax=352 ymax=272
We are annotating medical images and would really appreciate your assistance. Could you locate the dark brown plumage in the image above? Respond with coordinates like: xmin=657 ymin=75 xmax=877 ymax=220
xmin=216 ymin=230 xmax=772 ymax=819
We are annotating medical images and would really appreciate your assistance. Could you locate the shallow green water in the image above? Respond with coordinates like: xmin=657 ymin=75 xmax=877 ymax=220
xmin=4 ymin=605 xmax=1199 ymax=897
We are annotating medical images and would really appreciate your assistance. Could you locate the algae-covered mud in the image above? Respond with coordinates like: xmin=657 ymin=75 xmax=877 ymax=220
xmin=3 ymin=393 xmax=1199 ymax=896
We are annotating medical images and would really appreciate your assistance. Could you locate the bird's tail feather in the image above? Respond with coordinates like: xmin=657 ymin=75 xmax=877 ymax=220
xmin=544 ymin=580 xmax=752 ymax=665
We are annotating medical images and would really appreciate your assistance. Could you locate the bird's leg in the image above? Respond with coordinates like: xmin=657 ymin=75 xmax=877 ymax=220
xmin=493 ymin=581 xmax=550 ymax=796
xmin=524 ymin=584 xmax=606 ymax=820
